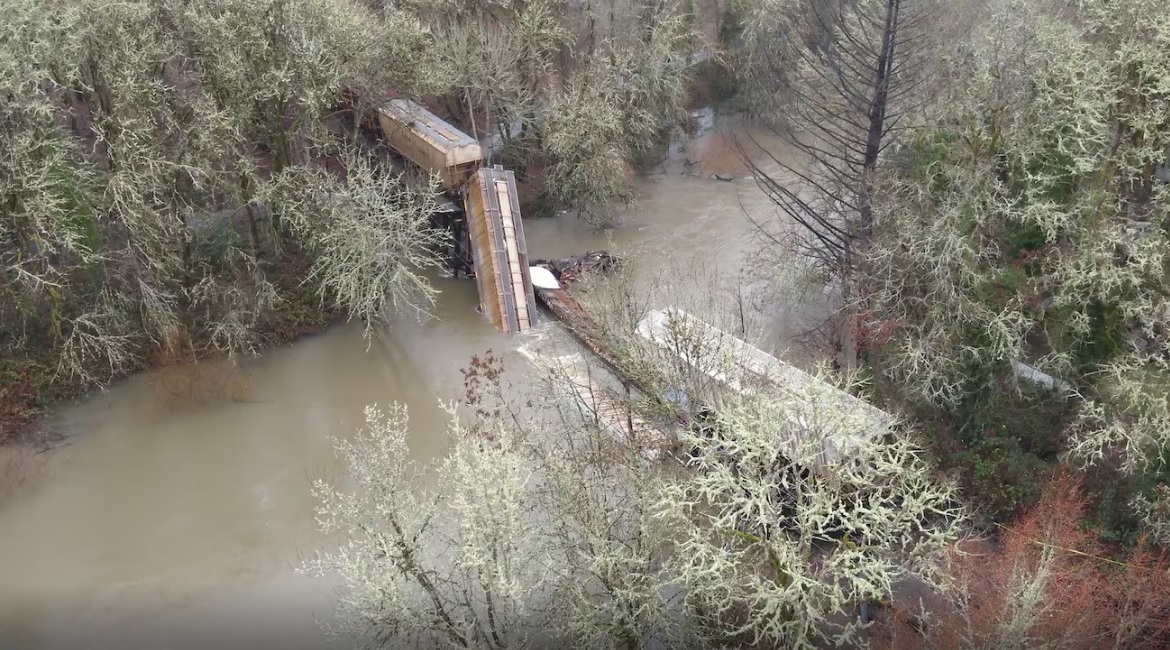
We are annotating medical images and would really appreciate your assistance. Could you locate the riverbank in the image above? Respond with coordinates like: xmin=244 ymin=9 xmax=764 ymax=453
xmin=0 ymin=251 xmax=345 ymax=451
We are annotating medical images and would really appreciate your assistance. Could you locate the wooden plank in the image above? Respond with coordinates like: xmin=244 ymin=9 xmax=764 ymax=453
xmin=381 ymin=99 xmax=479 ymax=149
xmin=463 ymin=165 xmax=537 ymax=334
xmin=496 ymin=178 xmax=530 ymax=330
xmin=376 ymin=99 xmax=483 ymax=191
xmin=521 ymin=350 xmax=673 ymax=460
xmin=466 ymin=176 xmax=504 ymax=331
xmin=483 ymin=173 xmax=515 ymax=332
xmin=378 ymin=111 xmax=446 ymax=178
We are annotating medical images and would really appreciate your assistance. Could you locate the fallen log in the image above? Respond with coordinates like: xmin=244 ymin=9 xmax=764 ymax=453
xmin=529 ymin=252 xmax=698 ymax=434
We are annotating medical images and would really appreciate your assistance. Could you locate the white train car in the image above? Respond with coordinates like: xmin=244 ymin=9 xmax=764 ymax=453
xmin=635 ymin=307 xmax=894 ymax=473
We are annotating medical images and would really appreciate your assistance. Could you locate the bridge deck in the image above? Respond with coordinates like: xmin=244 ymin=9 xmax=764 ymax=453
xmin=466 ymin=165 xmax=537 ymax=334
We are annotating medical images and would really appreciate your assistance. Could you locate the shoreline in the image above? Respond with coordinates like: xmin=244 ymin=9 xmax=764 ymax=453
xmin=0 ymin=285 xmax=347 ymax=452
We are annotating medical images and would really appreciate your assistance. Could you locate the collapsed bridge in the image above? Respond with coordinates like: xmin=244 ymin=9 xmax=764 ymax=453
xmin=374 ymin=99 xmax=536 ymax=334
xmin=370 ymin=97 xmax=895 ymax=474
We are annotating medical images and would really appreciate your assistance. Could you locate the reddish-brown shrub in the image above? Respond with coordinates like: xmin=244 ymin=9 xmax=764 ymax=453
xmin=877 ymin=470 xmax=1170 ymax=649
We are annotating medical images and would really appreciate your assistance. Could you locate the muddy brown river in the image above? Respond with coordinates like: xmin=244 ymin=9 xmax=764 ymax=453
xmin=0 ymin=124 xmax=825 ymax=648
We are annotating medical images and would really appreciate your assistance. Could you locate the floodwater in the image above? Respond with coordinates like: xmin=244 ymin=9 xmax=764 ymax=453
xmin=0 ymin=119 xmax=827 ymax=648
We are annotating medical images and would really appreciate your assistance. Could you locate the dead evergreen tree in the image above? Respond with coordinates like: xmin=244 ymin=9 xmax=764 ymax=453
xmin=735 ymin=0 xmax=943 ymax=365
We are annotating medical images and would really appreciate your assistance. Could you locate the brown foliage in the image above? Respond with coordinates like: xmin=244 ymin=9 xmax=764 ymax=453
xmin=146 ymin=326 xmax=252 ymax=409
xmin=149 ymin=357 xmax=252 ymax=410
xmin=460 ymin=349 xmax=506 ymax=423
xmin=0 ymin=443 xmax=49 ymax=507
xmin=146 ymin=326 xmax=196 ymax=368
xmin=878 ymin=471 xmax=1170 ymax=649
xmin=0 ymin=358 xmax=83 ymax=443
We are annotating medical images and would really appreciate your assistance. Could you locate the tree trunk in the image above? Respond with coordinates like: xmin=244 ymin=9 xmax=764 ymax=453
xmin=858 ymin=0 xmax=901 ymax=247
xmin=246 ymin=204 xmax=263 ymax=259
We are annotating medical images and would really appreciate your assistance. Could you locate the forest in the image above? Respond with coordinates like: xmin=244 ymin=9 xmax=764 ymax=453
xmin=3 ymin=0 xmax=1170 ymax=648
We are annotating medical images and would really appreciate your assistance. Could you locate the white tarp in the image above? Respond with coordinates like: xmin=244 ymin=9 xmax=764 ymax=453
xmin=529 ymin=266 xmax=561 ymax=290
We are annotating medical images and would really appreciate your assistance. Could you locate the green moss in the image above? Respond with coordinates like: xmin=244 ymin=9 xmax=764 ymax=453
xmin=47 ymin=157 xmax=101 ymax=253
xmin=190 ymin=220 xmax=248 ymax=268
xmin=955 ymin=378 xmax=1074 ymax=461
xmin=906 ymin=130 xmax=959 ymax=195
xmin=1000 ymin=220 xmax=1048 ymax=261
xmin=956 ymin=205 xmax=981 ymax=236
xmin=991 ymin=265 xmax=1026 ymax=295
xmin=1073 ymin=300 xmax=1126 ymax=371
xmin=951 ymin=323 xmax=1068 ymax=450
xmin=917 ymin=130 xmax=958 ymax=164
xmin=1082 ymin=454 xmax=1170 ymax=548
xmin=1024 ymin=148 xmax=1079 ymax=203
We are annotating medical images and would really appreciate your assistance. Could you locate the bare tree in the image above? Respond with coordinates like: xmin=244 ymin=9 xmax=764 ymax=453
xmin=861 ymin=0 xmax=1170 ymax=470
xmin=402 ymin=0 xmax=698 ymax=224
xmin=570 ymin=262 xmax=965 ymax=648
xmin=735 ymin=0 xmax=943 ymax=363
xmin=878 ymin=472 xmax=1170 ymax=650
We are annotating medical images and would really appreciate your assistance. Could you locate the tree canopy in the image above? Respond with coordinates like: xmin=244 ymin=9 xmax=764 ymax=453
xmin=860 ymin=0 xmax=1170 ymax=526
